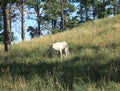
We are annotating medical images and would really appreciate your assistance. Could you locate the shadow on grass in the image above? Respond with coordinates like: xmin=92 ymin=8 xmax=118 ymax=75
xmin=0 ymin=55 xmax=120 ymax=90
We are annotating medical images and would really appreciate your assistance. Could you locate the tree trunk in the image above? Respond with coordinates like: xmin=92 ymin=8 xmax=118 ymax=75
xmin=113 ymin=5 xmax=116 ymax=15
xmin=34 ymin=0 xmax=41 ymax=37
xmin=80 ymin=4 xmax=83 ymax=23
xmin=102 ymin=0 xmax=106 ymax=18
xmin=36 ymin=3 xmax=41 ymax=37
xmin=91 ymin=0 xmax=95 ymax=20
xmin=60 ymin=0 xmax=65 ymax=32
xmin=52 ymin=19 xmax=57 ymax=29
xmin=2 ymin=2 xmax=11 ymax=52
xmin=21 ymin=0 xmax=25 ymax=41
xmin=85 ymin=8 xmax=89 ymax=21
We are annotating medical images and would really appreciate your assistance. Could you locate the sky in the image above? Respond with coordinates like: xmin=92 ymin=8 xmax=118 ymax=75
xmin=11 ymin=6 xmax=50 ymax=42
xmin=12 ymin=18 xmax=36 ymax=42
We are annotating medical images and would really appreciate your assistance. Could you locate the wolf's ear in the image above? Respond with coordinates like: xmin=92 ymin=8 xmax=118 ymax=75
xmin=50 ymin=43 xmax=52 ymax=46
xmin=49 ymin=44 xmax=53 ymax=48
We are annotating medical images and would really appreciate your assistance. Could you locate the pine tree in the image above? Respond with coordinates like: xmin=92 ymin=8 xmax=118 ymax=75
xmin=0 ymin=0 xmax=17 ymax=51
xmin=27 ymin=0 xmax=46 ymax=37
xmin=75 ymin=0 xmax=94 ymax=22
xmin=116 ymin=0 xmax=120 ymax=14
xmin=2 ymin=1 xmax=11 ymax=51
xmin=21 ymin=0 xmax=25 ymax=41
xmin=0 ymin=14 xmax=3 ymax=43
xmin=44 ymin=0 xmax=61 ymax=33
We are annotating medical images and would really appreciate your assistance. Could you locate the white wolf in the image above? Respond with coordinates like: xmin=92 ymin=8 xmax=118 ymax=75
xmin=49 ymin=41 xmax=69 ymax=59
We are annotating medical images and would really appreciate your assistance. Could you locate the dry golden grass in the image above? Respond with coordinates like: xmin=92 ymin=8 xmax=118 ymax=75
xmin=0 ymin=15 xmax=120 ymax=54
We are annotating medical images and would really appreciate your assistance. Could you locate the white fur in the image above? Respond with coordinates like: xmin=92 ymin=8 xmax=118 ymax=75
xmin=49 ymin=41 xmax=69 ymax=59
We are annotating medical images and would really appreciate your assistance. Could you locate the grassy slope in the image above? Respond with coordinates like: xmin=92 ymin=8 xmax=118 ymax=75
xmin=0 ymin=15 xmax=120 ymax=91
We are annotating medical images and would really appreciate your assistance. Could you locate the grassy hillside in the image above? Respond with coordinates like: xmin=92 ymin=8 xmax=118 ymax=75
xmin=0 ymin=15 xmax=120 ymax=91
